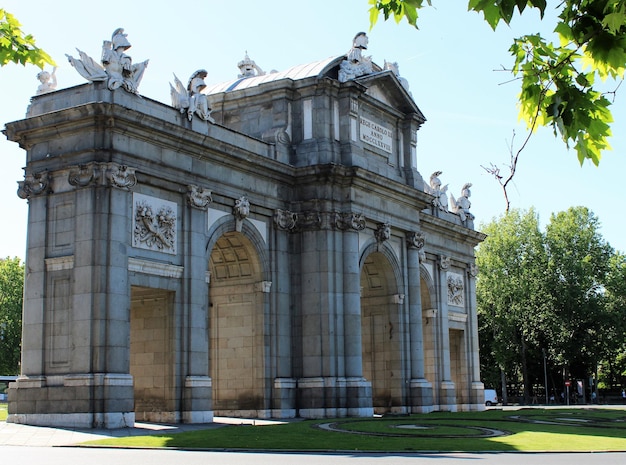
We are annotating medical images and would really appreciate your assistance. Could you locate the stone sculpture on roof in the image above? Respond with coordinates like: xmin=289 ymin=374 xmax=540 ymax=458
xmin=450 ymin=183 xmax=475 ymax=223
xmin=35 ymin=67 xmax=57 ymax=95
xmin=383 ymin=60 xmax=410 ymax=94
xmin=338 ymin=32 xmax=373 ymax=82
xmin=170 ymin=70 xmax=215 ymax=123
xmin=424 ymin=171 xmax=449 ymax=212
xmin=66 ymin=28 xmax=148 ymax=94
xmin=237 ymin=52 xmax=265 ymax=78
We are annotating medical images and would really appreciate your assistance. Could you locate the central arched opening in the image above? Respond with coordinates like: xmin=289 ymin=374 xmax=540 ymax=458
xmin=360 ymin=251 xmax=402 ymax=414
xmin=208 ymin=231 xmax=266 ymax=417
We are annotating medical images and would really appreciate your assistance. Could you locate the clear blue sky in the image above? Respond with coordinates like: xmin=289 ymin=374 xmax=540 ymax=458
xmin=1 ymin=0 xmax=624 ymax=258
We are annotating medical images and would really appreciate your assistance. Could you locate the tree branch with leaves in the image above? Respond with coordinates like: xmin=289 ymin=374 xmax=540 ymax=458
xmin=0 ymin=9 xmax=55 ymax=68
xmin=369 ymin=1 xmax=625 ymax=207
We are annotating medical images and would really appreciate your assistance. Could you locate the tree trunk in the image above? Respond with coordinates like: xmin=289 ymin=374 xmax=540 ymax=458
xmin=500 ymin=367 xmax=508 ymax=405
xmin=521 ymin=339 xmax=531 ymax=404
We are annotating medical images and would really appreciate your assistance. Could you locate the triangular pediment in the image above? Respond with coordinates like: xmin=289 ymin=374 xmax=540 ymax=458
xmin=356 ymin=70 xmax=425 ymax=121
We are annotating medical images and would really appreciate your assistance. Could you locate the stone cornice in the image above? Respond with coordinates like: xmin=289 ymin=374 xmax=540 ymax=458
xmin=128 ymin=257 xmax=183 ymax=278
xmin=420 ymin=211 xmax=487 ymax=245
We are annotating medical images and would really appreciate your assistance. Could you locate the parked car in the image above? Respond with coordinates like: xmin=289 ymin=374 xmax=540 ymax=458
xmin=484 ymin=389 xmax=498 ymax=406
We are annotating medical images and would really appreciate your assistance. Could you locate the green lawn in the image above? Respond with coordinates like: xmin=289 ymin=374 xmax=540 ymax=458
xmin=85 ymin=408 xmax=626 ymax=452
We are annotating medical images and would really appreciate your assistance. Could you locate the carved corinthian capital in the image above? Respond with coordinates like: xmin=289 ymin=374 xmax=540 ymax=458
xmin=334 ymin=212 xmax=366 ymax=231
xmin=274 ymin=209 xmax=297 ymax=232
xmin=439 ymin=255 xmax=451 ymax=270
xmin=296 ymin=211 xmax=322 ymax=231
xmin=187 ymin=185 xmax=212 ymax=210
xmin=406 ymin=231 xmax=425 ymax=249
xmin=108 ymin=163 xmax=137 ymax=190
xmin=68 ymin=163 xmax=96 ymax=188
xmin=17 ymin=171 xmax=50 ymax=199
xmin=468 ymin=263 xmax=478 ymax=278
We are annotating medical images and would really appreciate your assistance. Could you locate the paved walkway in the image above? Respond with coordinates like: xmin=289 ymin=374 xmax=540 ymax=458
xmin=0 ymin=417 xmax=281 ymax=447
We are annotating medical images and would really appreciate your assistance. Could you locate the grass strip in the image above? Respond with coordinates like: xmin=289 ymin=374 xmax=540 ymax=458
xmin=84 ymin=408 xmax=626 ymax=452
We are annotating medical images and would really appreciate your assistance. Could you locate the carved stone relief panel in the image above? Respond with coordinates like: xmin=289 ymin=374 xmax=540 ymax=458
xmin=446 ymin=271 xmax=465 ymax=308
xmin=132 ymin=193 xmax=177 ymax=255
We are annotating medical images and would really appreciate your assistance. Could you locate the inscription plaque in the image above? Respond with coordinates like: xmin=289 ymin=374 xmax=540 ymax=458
xmin=359 ymin=116 xmax=393 ymax=153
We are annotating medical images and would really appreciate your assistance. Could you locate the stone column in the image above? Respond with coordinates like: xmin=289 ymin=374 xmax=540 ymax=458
xmin=437 ymin=255 xmax=456 ymax=410
xmin=466 ymin=263 xmax=484 ymax=410
xmin=272 ymin=209 xmax=297 ymax=418
xmin=182 ymin=185 xmax=213 ymax=423
xmin=406 ymin=232 xmax=433 ymax=411
xmin=340 ymin=213 xmax=372 ymax=417
xmin=296 ymin=211 xmax=338 ymax=418
xmin=8 ymin=182 xmax=48 ymax=422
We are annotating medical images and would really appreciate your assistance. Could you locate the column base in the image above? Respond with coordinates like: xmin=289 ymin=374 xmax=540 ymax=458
xmin=7 ymin=373 xmax=135 ymax=429
xmin=297 ymin=377 xmax=373 ymax=418
xmin=409 ymin=378 xmax=435 ymax=413
xmin=469 ymin=381 xmax=486 ymax=411
xmin=272 ymin=377 xmax=297 ymax=419
xmin=182 ymin=376 xmax=213 ymax=423
xmin=438 ymin=380 xmax=457 ymax=412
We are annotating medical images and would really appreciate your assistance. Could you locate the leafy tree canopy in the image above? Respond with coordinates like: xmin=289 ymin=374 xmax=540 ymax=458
xmin=476 ymin=206 xmax=625 ymax=394
xmin=368 ymin=0 xmax=626 ymax=166
xmin=0 ymin=257 xmax=24 ymax=375
xmin=0 ymin=9 xmax=55 ymax=68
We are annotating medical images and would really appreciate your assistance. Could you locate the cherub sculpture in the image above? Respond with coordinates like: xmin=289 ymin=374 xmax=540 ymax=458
xmin=170 ymin=70 xmax=215 ymax=122
xmin=424 ymin=171 xmax=448 ymax=212
xmin=450 ymin=183 xmax=475 ymax=223
xmin=66 ymin=28 xmax=148 ymax=95
xmin=338 ymin=32 xmax=373 ymax=82
xmin=36 ymin=67 xmax=58 ymax=95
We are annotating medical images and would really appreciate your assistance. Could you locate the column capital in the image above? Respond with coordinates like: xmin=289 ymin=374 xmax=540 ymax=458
xmin=406 ymin=231 xmax=425 ymax=250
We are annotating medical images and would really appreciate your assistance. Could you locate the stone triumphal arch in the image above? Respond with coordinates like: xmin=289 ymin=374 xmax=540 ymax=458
xmin=5 ymin=29 xmax=485 ymax=428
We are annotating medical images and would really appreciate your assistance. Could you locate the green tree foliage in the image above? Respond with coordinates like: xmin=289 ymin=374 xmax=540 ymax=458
xmin=368 ymin=0 xmax=625 ymax=166
xmin=544 ymin=207 xmax=614 ymax=380
xmin=0 ymin=9 xmax=55 ymax=68
xmin=477 ymin=206 xmax=624 ymax=399
xmin=600 ymin=252 xmax=626 ymax=388
xmin=0 ymin=257 xmax=24 ymax=375
xmin=476 ymin=209 xmax=552 ymax=401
